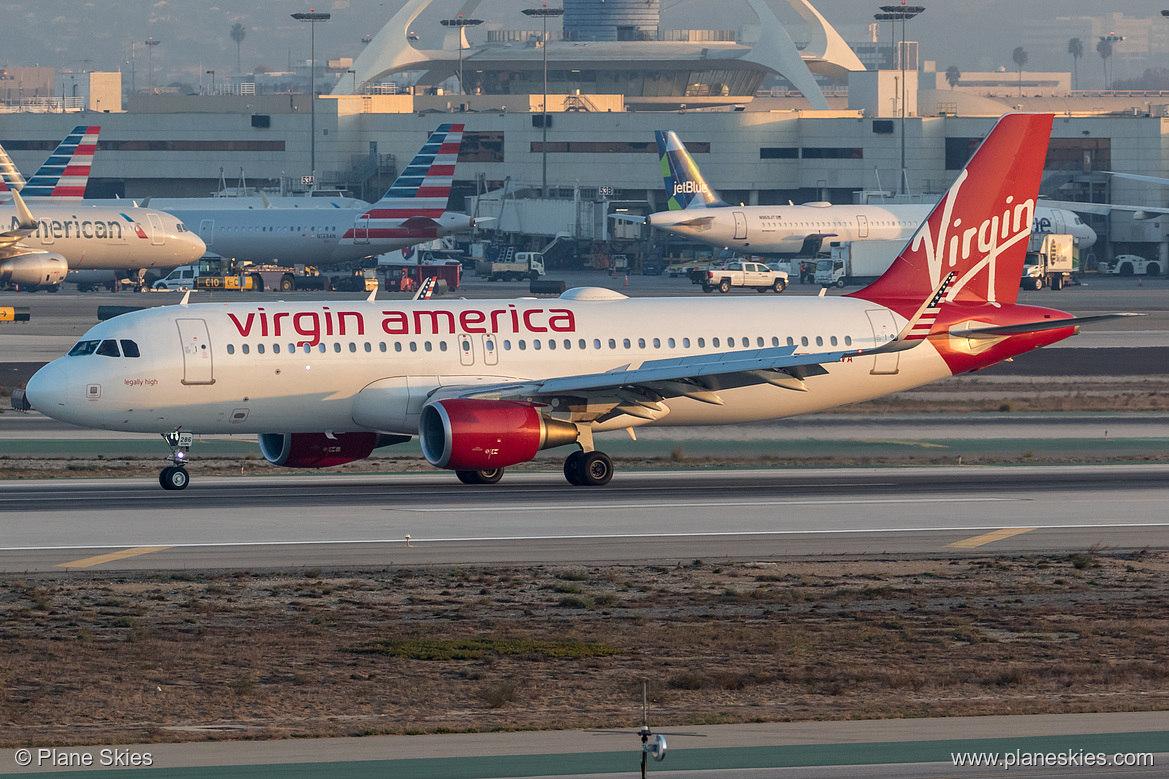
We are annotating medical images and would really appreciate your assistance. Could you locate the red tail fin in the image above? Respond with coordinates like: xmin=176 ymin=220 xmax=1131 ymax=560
xmin=851 ymin=113 xmax=1053 ymax=314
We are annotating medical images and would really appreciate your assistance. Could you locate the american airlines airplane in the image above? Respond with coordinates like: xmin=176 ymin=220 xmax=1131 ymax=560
xmin=25 ymin=114 xmax=1131 ymax=490
xmin=0 ymin=125 xmax=100 ymax=201
xmin=639 ymin=130 xmax=1098 ymax=255
xmin=159 ymin=124 xmax=480 ymax=266
xmin=0 ymin=127 xmax=206 ymax=290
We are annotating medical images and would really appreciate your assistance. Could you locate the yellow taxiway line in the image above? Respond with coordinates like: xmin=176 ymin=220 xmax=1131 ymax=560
xmin=946 ymin=528 xmax=1037 ymax=549
xmin=57 ymin=546 xmax=172 ymax=568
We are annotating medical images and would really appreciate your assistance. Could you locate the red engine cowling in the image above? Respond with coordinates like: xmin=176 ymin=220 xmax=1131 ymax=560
xmin=419 ymin=399 xmax=578 ymax=471
xmin=258 ymin=432 xmax=379 ymax=468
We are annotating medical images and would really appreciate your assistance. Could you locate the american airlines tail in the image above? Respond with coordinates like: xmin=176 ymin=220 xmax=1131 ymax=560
xmin=851 ymin=113 xmax=1054 ymax=316
xmin=655 ymin=130 xmax=728 ymax=210
xmin=364 ymin=123 xmax=463 ymax=221
xmin=14 ymin=126 xmax=100 ymax=199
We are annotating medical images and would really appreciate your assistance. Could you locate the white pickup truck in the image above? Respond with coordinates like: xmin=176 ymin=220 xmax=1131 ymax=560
xmin=700 ymin=260 xmax=788 ymax=293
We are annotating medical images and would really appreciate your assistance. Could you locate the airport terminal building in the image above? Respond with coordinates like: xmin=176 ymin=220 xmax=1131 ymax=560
xmin=1 ymin=0 xmax=1168 ymax=267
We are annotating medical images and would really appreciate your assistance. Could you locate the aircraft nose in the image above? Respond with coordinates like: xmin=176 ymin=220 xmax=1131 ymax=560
xmin=25 ymin=362 xmax=70 ymax=416
xmin=186 ymin=232 xmax=208 ymax=258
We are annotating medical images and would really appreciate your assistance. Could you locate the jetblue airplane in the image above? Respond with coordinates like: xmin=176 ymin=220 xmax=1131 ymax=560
xmin=160 ymin=124 xmax=481 ymax=266
xmin=638 ymin=130 xmax=1098 ymax=255
xmin=25 ymin=114 xmax=1133 ymax=490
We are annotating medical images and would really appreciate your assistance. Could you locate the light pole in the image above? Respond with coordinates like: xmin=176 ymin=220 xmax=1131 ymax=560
xmin=523 ymin=4 xmax=564 ymax=198
xmin=144 ymin=38 xmax=160 ymax=93
xmin=292 ymin=9 xmax=331 ymax=182
xmin=1099 ymin=32 xmax=1125 ymax=90
xmin=206 ymin=70 xmax=215 ymax=94
xmin=877 ymin=4 xmax=923 ymax=196
xmin=439 ymin=15 xmax=483 ymax=95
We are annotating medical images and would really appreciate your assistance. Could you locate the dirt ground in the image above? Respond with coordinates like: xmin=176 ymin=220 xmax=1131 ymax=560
xmin=2 ymin=552 xmax=1168 ymax=748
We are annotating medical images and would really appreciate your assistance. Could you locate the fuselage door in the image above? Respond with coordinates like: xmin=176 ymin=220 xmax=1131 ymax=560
xmin=865 ymin=309 xmax=900 ymax=375
xmin=176 ymin=318 xmax=215 ymax=385
xmin=733 ymin=211 xmax=748 ymax=240
xmin=353 ymin=213 xmax=370 ymax=245
xmin=148 ymin=213 xmax=166 ymax=246
xmin=458 ymin=333 xmax=475 ymax=366
xmin=199 ymin=219 xmax=215 ymax=247
xmin=857 ymin=214 xmax=869 ymax=238
xmin=482 ymin=334 xmax=498 ymax=366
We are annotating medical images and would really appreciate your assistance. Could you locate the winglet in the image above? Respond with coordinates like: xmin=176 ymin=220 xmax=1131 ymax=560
xmin=9 ymin=190 xmax=38 ymax=230
xmin=412 ymin=276 xmax=438 ymax=301
xmin=179 ymin=290 xmax=191 ymax=307
xmin=366 ymin=285 xmax=377 ymax=303
xmin=894 ymin=271 xmax=956 ymax=342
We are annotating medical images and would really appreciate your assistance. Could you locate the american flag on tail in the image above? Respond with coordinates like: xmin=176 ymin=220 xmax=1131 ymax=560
xmin=902 ymin=271 xmax=956 ymax=341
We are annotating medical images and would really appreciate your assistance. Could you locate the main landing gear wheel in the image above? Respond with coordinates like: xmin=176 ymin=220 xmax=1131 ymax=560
xmin=564 ymin=450 xmax=613 ymax=486
xmin=159 ymin=466 xmax=190 ymax=491
xmin=456 ymin=468 xmax=505 ymax=485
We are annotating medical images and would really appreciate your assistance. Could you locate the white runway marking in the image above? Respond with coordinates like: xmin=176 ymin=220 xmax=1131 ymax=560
xmin=401 ymin=496 xmax=1019 ymax=513
xmin=6 ymin=522 xmax=1169 ymax=554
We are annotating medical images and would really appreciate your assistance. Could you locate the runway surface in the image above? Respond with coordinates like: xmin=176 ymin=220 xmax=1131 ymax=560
xmin=2 ymin=711 xmax=1166 ymax=776
xmin=1 ymin=465 xmax=1166 ymax=572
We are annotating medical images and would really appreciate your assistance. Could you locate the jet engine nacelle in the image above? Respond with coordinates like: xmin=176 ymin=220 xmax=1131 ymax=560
xmin=419 ymin=399 xmax=579 ymax=471
xmin=0 ymin=253 xmax=68 ymax=286
xmin=258 ymin=431 xmax=383 ymax=468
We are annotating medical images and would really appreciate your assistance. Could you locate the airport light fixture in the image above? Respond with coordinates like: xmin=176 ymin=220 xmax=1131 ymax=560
xmin=206 ymin=70 xmax=215 ymax=94
xmin=144 ymin=38 xmax=160 ymax=93
xmin=523 ymin=4 xmax=565 ymax=198
xmin=1099 ymin=32 xmax=1125 ymax=90
xmin=439 ymin=15 xmax=484 ymax=95
xmin=292 ymin=9 xmax=331 ymax=182
xmin=877 ymin=4 xmax=924 ymax=196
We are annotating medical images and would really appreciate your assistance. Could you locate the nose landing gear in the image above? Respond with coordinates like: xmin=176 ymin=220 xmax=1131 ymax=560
xmin=159 ymin=431 xmax=193 ymax=490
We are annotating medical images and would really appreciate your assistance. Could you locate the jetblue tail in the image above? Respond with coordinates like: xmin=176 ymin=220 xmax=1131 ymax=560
xmin=20 ymin=126 xmax=101 ymax=199
xmin=655 ymin=130 xmax=727 ymax=211
xmin=365 ymin=124 xmax=464 ymax=220
xmin=852 ymin=113 xmax=1054 ymax=312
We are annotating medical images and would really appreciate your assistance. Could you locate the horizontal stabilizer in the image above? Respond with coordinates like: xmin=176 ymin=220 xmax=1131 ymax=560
xmin=948 ymin=313 xmax=1143 ymax=340
xmin=608 ymin=213 xmax=648 ymax=224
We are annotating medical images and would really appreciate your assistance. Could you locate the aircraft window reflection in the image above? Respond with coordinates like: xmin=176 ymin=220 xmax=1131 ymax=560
xmin=533 ymin=340 xmax=542 ymax=350
xmin=504 ymin=340 xmax=512 ymax=350
xmin=379 ymin=343 xmax=386 ymax=352
xmin=668 ymin=338 xmax=675 ymax=348
xmin=410 ymin=342 xmax=418 ymax=352
xmin=697 ymin=338 xmax=705 ymax=347
xmin=438 ymin=342 xmax=447 ymax=352
xmin=68 ymin=340 xmax=101 ymax=356
xmin=258 ymin=344 xmax=266 ymax=354
xmin=844 ymin=336 xmax=852 ymax=346
xmin=242 ymin=344 xmax=250 ymax=355
xmin=425 ymin=342 xmax=432 ymax=352
xmin=548 ymin=340 xmax=556 ymax=350
xmin=801 ymin=337 xmax=809 ymax=347
xmin=653 ymin=338 xmax=661 ymax=348
xmin=593 ymin=339 xmax=601 ymax=349
xmin=364 ymin=343 xmax=372 ymax=353
xmin=96 ymin=340 xmax=121 ymax=357
xmin=683 ymin=338 xmax=691 ymax=347
xmin=637 ymin=338 xmax=645 ymax=348
xmin=816 ymin=336 xmax=824 ymax=346
xmin=623 ymin=338 xmax=631 ymax=349
xmin=350 ymin=343 xmax=358 ymax=353
xmin=519 ymin=340 xmax=527 ymax=350
xmin=120 ymin=340 xmax=141 ymax=358
xmin=227 ymin=344 xmax=235 ymax=355
xmin=608 ymin=339 xmax=616 ymax=349
xmin=830 ymin=336 xmax=838 ymax=346
xmin=395 ymin=342 xmax=402 ymax=352
xmin=757 ymin=337 xmax=765 ymax=348
xmin=787 ymin=337 xmax=795 ymax=346
xmin=274 ymin=344 xmax=281 ymax=354
xmin=712 ymin=338 xmax=720 ymax=348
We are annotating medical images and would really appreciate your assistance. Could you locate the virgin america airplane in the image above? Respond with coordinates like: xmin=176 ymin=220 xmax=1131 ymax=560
xmin=24 ymin=114 xmax=1132 ymax=490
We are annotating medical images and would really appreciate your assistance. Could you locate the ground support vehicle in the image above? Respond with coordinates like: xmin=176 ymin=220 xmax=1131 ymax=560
xmin=815 ymin=240 xmax=903 ymax=288
xmin=1021 ymin=234 xmax=1076 ymax=290
xmin=699 ymin=260 xmax=788 ymax=293
xmin=476 ymin=250 xmax=545 ymax=282
xmin=1098 ymin=254 xmax=1163 ymax=277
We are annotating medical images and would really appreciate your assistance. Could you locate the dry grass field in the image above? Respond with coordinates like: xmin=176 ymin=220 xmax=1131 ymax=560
xmin=3 ymin=552 xmax=1168 ymax=747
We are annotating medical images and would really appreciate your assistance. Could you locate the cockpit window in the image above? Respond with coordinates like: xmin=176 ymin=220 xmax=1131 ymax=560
xmin=120 ymin=340 xmax=141 ymax=358
xmin=68 ymin=340 xmax=101 ymax=356
xmin=96 ymin=339 xmax=121 ymax=357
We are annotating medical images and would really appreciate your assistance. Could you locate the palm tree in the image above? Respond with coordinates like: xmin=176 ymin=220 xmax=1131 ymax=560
xmin=230 ymin=23 xmax=247 ymax=74
xmin=1067 ymin=37 xmax=1083 ymax=90
xmin=1097 ymin=38 xmax=1112 ymax=90
xmin=1012 ymin=46 xmax=1028 ymax=97
xmin=945 ymin=65 xmax=961 ymax=89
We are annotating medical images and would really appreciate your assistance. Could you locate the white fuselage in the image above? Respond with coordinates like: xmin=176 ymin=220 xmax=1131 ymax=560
xmin=1 ymin=204 xmax=206 ymax=270
xmin=649 ymin=203 xmax=1096 ymax=253
xmin=30 ymin=293 xmax=957 ymax=438
xmin=163 ymin=206 xmax=474 ymax=266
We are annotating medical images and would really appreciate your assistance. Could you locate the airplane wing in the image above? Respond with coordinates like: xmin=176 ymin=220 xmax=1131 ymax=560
xmin=1039 ymin=199 xmax=1169 ymax=220
xmin=1103 ymin=171 xmax=1169 ymax=187
xmin=0 ymin=190 xmax=40 ymax=251
xmin=608 ymin=213 xmax=648 ymax=224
